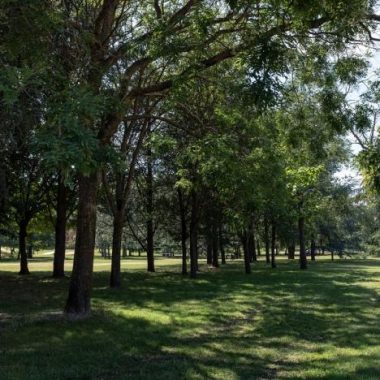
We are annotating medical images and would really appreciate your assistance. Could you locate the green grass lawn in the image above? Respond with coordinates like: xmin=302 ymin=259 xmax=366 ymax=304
xmin=0 ymin=256 xmax=379 ymax=379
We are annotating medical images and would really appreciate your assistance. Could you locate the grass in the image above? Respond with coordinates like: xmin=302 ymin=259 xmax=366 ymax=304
xmin=0 ymin=255 xmax=379 ymax=380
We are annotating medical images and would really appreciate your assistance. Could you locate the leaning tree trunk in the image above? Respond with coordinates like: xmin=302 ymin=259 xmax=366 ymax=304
xmin=65 ymin=172 xmax=99 ymax=316
xmin=264 ymin=219 xmax=270 ymax=264
xmin=178 ymin=188 xmax=188 ymax=275
xmin=110 ymin=211 xmax=123 ymax=288
xmin=18 ymin=219 xmax=29 ymax=275
xmin=271 ymin=222 xmax=277 ymax=269
xmin=299 ymin=215 xmax=307 ymax=270
xmin=53 ymin=177 xmax=68 ymax=278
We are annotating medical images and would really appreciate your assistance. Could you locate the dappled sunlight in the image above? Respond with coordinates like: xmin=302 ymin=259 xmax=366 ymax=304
xmin=1 ymin=258 xmax=379 ymax=379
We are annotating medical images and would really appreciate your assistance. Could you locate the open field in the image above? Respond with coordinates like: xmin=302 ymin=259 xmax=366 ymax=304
xmin=1 ymin=256 xmax=380 ymax=380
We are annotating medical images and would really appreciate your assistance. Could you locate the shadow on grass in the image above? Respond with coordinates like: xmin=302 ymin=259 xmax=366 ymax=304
xmin=0 ymin=259 xmax=380 ymax=379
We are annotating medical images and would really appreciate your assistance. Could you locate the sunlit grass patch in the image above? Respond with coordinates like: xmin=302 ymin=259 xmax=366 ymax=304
xmin=0 ymin=257 xmax=379 ymax=379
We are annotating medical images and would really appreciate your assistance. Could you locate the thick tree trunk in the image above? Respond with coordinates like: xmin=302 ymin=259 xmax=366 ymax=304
xmin=110 ymin=212 xmax=123 ymax=288
xmin=18 ymin=220 xmax=29 ymax=275
xmin=264 ymin=219 xmax=270 ymax=264
xmin=271 ymin=222 xmax=276 ymax=269
xmin=65 ymin=172 xmax=99 ymax=316
xmin=53 ymin=177 xmax=68 ymax=278
xmin=178 ymin=189 xmax=187 ymax=275
xmin=299 ymin=216 xmax=307 ymax=270
xmin=212 ymin=222 xmax=219 ymax=268
xmin=310 ymin=239 xmax=316 ymax=261
xmin=146 ymin=145 xmax=155 ymax=273
xmin=219 ymin=226 xmax=226 ymax=264
xmin=189 ymin=190 xmax=198 ymax=278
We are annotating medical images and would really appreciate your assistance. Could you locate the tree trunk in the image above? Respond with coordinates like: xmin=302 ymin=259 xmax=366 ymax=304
xmin=27 ymin=245 xmax=33 ymax=259
xmin=65 ymin=172 xmax=100 ymax=316
xmin=310 ymin=238 xmax=316 ymax=261
xmin=256 ymin=239 xmax=261 ymax=257
xmin=250 ymin=224 xmax=257 ymax=262
xmin=242 ymin=232 xmax=251 ymax=274
xmin=299 ymin=216 xmax=307 ymax=270
xmin=18 ymin=220 xmax=29 ymax=275
xmin=53 ymin=177 xmax=68 ymax=278
xmin=288 ymin=242 xmax=295 ymax=259
xmin=189 ymin=190 xmax=198 ymax=278
xmin=110 ymin=212 xmax=123 ymax=288
xmin=264 ymin=218 xmax=270 ymax=264
xmin=206 ymin=236 xmax=213 ymax=265
xmin=219 ymin=226 xmax=226 ymax=264
xmin=212 ymin=222 xmax=219 ymax=268
xmin=146 ymin=144 xmax=155 ymax=273
xmin=178 ymin=188 xmax=187 ymax=275
xmin=271 ymin=222 xmax=276 ymax=269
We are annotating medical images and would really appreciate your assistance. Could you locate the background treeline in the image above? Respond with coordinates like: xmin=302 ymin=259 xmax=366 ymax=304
xmin=1 ymin=0 xmax=380 ymax=317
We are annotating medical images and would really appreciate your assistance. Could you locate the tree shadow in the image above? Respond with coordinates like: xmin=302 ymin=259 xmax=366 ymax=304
xmin=0 ymin=260 xmax=379 ymax=379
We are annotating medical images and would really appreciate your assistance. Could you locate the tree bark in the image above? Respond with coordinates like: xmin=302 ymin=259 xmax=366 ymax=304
xmin=178 ymin=188 xmax=187 ymax=275
xmin=18 ymin=220 xmax=29 ymax=275
xmin=242 ymin=232 xmax=251 ymax=274
xmin=264 ymin=218 xmax=270 ymax=264
xmin=27 ymin=245 xmax=33 ymax=259
xmin=249 ymin=223 xmax=257 ymax=262
xmin=288 ymin=242 xmax=295 ymax=259
xmin=146 ymin=144 xmax=155 ymax=272
xmin=110 ymin=212 xmax=123 ymax=288
xmin=206 ymin=235 xmax=213 ymax=265
xmin=53 ymin=177 xmax=68 ymax=278
xmin=65 ymin=172 xmax=100 ymax=316
xmin=212 ymin=222 xmax=219 ymax=268
xmin=189 ymin=190 xmax=198 ymax=278
xmin=271 ymin=222 xmax=276 ymax=269
xmin=299 ymin=216 xmax=307 ymax=270
xmin=219 ymin=226 xmax=226 ymax=264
